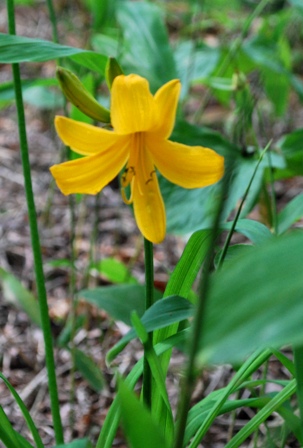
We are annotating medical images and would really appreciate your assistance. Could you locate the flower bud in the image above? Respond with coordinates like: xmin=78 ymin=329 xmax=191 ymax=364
xmin=56 ymin=67 xmax=110 ymax=123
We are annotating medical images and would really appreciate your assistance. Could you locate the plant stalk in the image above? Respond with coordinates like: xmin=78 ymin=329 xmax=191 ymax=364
xmin=294 ymin=345 xmax=303 ymax=425
xmin=7 ymin=0 xmax=64 ymax=443
xmin=143 ymin=238 xmax=154 ymax=408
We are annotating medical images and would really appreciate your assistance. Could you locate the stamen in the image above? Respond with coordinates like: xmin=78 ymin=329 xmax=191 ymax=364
xmin=121 ymin=166 xmax=136 ymax=187
xmin=121 ymin=178 xmax=134 ymax=205
xmin=146 ymin=170 xmax=156 ymax=185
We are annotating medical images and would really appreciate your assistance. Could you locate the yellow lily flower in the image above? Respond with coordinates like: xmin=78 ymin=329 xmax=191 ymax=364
xmin=50 ymin=74 xmax=224 ymax=244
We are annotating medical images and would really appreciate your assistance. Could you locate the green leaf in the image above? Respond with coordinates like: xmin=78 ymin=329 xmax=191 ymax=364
xmin=0 ymin=268 xmax=41 ymax=326
xmin=199 ymin=231 xmax=303 ymax=366
xmin=23 ymin=86 xmax=63 ymax=109
xmin=186 ymin=349 xmax=272 ymax=447
xmin=0 ymin=373 xmax=44 ymax=448
xmin=223 ymin=219 xmax=273 ymax=244
xmin=276 ymin=129 xmax=303 ymax=177
xmin=225 ymin=380 xmax=297 ymax=448
xmin=278 ymin=128 xmax=303 ymax=156
xmin=97 ymin=329 xmax=187 ymax=448
xmin=74 ymin=349 xmax=104 ymax=392
xmin=53 ymin=439 xmax=93 ymax=448
xmin=214 ymin=244 xmax=254 ymax=268
xmin=116 ymin=1 xmax=177 ymax=91
xmin=154 ymin=229 xmax=212 ymax=349
xmin=118 ymin=379 xmax=169 ymax=448
xmin=79 ymin=284 xmax=162 ymax=326
xmin=0 ymin=78 xmax=58 ymax=103
xmin=92 ymin=257 xmax=137 ymax=284
xmin=277 ymin=193 xmax=303 ymax=234
xmin=107 ymin=295 xmax=193 ymax=363
xmin=0 ymin=33 xmax=107 ymax=73
xmin=0 ymin=406 xmax=23 ymax=448
xmin=174 ymin=41 xmax=220 ymax=99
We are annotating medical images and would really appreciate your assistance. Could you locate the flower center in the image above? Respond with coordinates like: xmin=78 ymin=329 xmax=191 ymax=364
xmin=121 ymin=133 xmax=156 ymax=204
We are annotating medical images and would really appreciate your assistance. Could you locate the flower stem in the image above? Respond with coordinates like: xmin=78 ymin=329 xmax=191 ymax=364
xmin=143 ymin=238 xmax=154 ymax=408
xmin=7 ymin=0 xmax=64 ymax=443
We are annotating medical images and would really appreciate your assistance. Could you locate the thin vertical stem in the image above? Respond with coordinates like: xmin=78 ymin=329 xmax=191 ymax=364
xmin=142 ymin=238 xmax=154 ymax=408
xmin=7 ymin=0 xmax=64 ymax=444
xmin=46 ymin=0 xmax=59 ymax=44
xmin=294 ymin=346 xmax=303 ymax=425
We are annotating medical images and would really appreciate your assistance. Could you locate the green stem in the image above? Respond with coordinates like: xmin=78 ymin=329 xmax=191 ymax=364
xmin=68 ymin=195 xmax=78 ymax=435
xmin=143 ymin=238 xmax=154 ymax=409
xmin=266 ymin=150 xmax=278 ymax=234
xmin=7 ymin=0 xmax=64 ymax=444
xmin=217 ymin=141 xmax=271 ymax=269
xmin=294 ymin=345 xmax=303 ymax=425
xmin=46 ymin=0 xmax=59 ymax=44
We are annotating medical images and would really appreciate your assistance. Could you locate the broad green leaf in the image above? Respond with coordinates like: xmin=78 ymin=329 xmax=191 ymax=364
xmin=262 ymin=66 xmax=290 ymax=116
xmin=23 ymin=86 xmax=63 ymax=109
xmin=107 ymin=296 xmax=193 ymax=363
xmin=277 ymin=193 xmax=303 ymax=234
xmin=174 ymin=41 xmax=220 ymax=98
xmin=214 ymin=244 xmax=254 ymax=268
xmin=116 ymin=1 xmax=177 ymax=91
xmin=223 ymin=219 xmax=273 ymax=244
xmin=276 ymin=129 xmax=303 ymax=178
xmin=74 ymin=349 xmax=104 ymax=392
xmin=0 ymin=33 xmax=107 ymax=73
xmin=0 ymin=268 xmax=41 ymax=326
xmin=199 ymin=231 xmax=303 ymax=366
xmin=91 ymin=34 xmax=119 ymax=59
xmin=91 ymin=257 xmax=137 ymax=284
xmin=0 ymin=78 xmax=58 ymax=103
xmin=84 ymin=0 xmax=117 ymax=30
xmin=79 ymin=284 xmax=162 ymax=326
xmin=118 ymin=380 xmax=169 ymax=448
xmin=242 ymin=36 xmax=288 ymax=75
xmin=53 ymin=439 xmax=93 ymax=448
xmin=278 ymin=128 xmax=303 ymax=156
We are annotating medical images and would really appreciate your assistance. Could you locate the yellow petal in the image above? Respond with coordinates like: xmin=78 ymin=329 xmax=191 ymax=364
xmin=152 ymin=79 xmax=181 ymax=138
xmin=50 ymin=138 xmax=129 ymax=195
xmin=55 ymin=116 xmax=122 ymax=156
xmin=111 ymin=74 xmax=155 ymax=134
xmin=147 ymin=137 xmax=224 ymax=189
xmin=132 ymin=148 xmax=166 ymax=244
